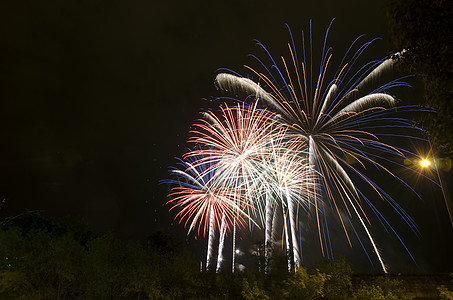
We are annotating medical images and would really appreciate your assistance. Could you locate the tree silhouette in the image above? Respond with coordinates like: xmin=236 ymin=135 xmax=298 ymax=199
xmin=387 ymin=0 xmax=453 ymax=154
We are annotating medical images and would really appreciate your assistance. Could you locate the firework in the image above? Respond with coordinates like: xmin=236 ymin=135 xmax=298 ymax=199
xmin=248 ymin=137 xmax=317 ymax=271
xmin=164 ymin=156 xmax=252 ymax=271
xmin=185 ymin=102 xmax=286 ymax=271
xmin=215 ymin=20 xmax=427 ymax=273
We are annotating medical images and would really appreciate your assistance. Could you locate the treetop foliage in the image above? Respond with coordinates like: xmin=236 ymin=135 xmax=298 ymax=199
xmin=387 ymin=0 xmax=453 ymax=154
xmin=0 ymin=211 xmax=450 ymax=299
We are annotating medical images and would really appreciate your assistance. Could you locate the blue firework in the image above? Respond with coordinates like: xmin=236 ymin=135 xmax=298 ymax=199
xmin=215 ymin=20 xmax=432 ymax=272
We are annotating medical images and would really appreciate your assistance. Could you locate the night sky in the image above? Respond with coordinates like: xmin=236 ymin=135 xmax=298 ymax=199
xmin=0 ymin=0 xmax=451 ymax=273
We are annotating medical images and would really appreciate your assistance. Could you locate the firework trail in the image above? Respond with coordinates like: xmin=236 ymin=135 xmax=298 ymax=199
xmin=282 ymin=205 xmax=291 ymax=272
xmin=215 ymin=20 xmax=428 ymax=272
xmin=164 ymin=156 xmax=252 ymax=271
xmin=264 ymin=189 xmax=272 ymax=273
xmin=216 ymin=213 xmax=226 ymax=273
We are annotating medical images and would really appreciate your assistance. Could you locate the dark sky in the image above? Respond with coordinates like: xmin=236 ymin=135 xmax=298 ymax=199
xmin=0 ymin=0 xmax=451 ymax=273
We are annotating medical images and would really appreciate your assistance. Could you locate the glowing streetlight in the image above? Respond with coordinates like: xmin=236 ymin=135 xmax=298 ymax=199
xmin=420 ymin=159 xmax=431 ymax=168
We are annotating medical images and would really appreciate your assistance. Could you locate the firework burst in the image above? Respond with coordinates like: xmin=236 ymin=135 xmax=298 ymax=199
xmin=164 ymin=156 xmax=252 ymax=271
xmin=215 ymin=20 xmax=429 ymax=272
xmin=185 ymin=102 xmax=286 ymax=271
xmin=255 ymin=139 xmax=318 ymax=271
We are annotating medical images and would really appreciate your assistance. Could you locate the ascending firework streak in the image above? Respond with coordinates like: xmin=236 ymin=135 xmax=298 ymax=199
xmin=186 ymin=102 xmax=285 ymax=272
xmin=215 ymin=213 xmax=227 ymax=273
xmin=215 ymin=20 xmax=427 ymax=273
xmin=164 ymin=156 xmax=252 ymax=271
